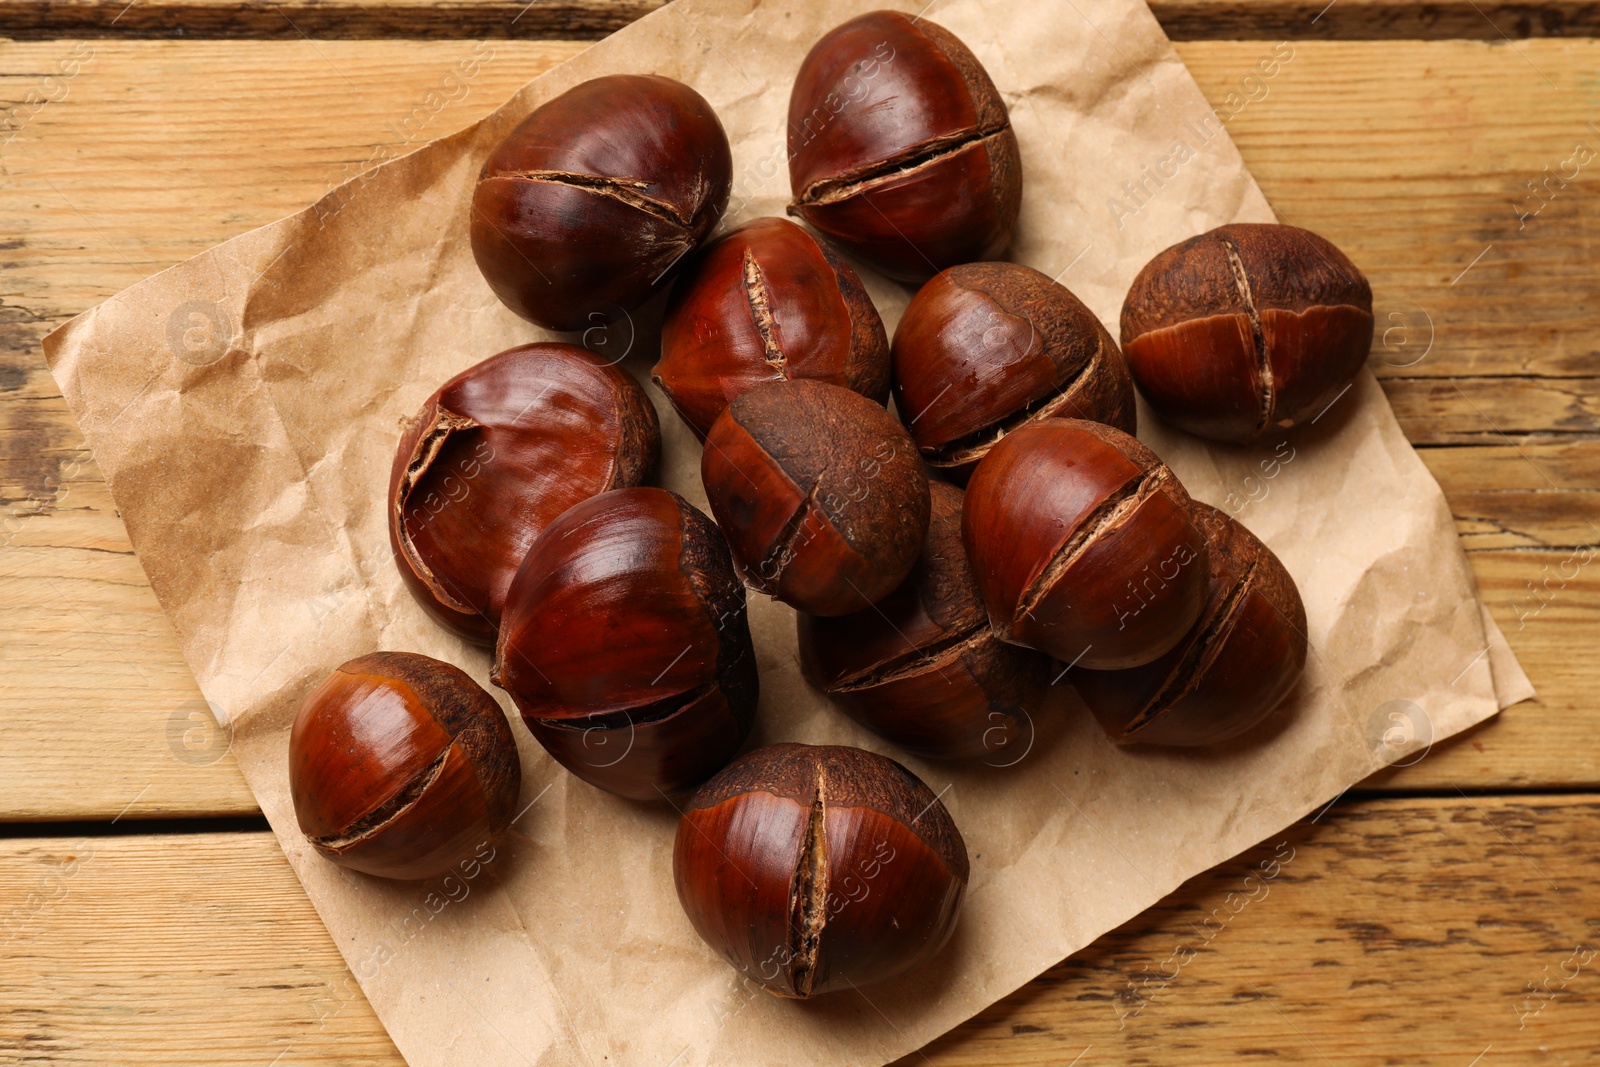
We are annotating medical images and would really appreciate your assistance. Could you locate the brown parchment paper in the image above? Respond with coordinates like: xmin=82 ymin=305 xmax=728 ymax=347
xmin=43 ymin=0 xmax=1534 ymax=1063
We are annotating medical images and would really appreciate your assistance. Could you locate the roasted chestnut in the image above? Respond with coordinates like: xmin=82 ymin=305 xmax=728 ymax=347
xmin=963 ymin=419 xmax=1208 ymax=669
xmin=471 ymin=74 xmax=733 ymax=331
xmin=892 ymin=262 xmax=1136 ymax=482
xmin=787 ymin=10 xmax=1021 ymax=281
xmin=673 ymin=743 xmax=967 ymax=998
xmin=289 ymin=652 xmax=521 ymax=881
xmin=388 ymin=343 xmax=660 ymax=644
xmin=1071 ymin=503 xmax=1307 ymax=745
xmin=1119 ymin=222 xmax=1373 ymax=443
xmin=492 ymin=487 xmax=756 ymax=799
xmin=798 ymin=482 xmax=1052 ymax=761
xmin=701 ymin=379 xmax=930 ymax=616
xmin=654 ymin=216 xmax=890 ymax=438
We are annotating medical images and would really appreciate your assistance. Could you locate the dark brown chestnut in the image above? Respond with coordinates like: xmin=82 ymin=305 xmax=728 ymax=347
xmin=673 ymin=742 xmax=967 ymax=998
xmin=289 ymin=651 xmax=521 ymax=881
xmin=701 ymin=379 xmax=930 ymax=616
xmin=963 ymin=419 xmax=1209 ymax=669
xmin=787 ymin=10 xmax=1021 ymax=281
xmin=492 ymin=487 xmax=756 ymax=800
xmin=471 ymin=74 xmax=733 ymax=331
xmin=798 ymin=482 xmax=1052 ymax=761
xmin=388 ymin=343 xmax=660 ymax=645
xmin=1071 ymin=503 xmax=1307 ymax=746
xmin=1119 ymin=222 xmax=1373 ymax=443
xmin=654 ymin=216 xmax=889 ymax=438
xmin=892 ymin=262 xmax=1137 ymax=482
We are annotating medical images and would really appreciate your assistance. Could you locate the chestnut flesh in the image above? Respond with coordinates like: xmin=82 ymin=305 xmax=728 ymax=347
xmin=289 ymin=651 xmax=521 ymax=881
xmin=493 ymin=487 xmax=757 ymax=800
xmin=1120 ymin=222 xmax=1373 ymax=443
xmin=673 ymin=742 xmax=968 ymax=998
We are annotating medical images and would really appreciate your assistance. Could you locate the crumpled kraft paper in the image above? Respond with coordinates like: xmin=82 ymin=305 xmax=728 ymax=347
xmin=42 ymin=0 xmax=1533 ymax=1063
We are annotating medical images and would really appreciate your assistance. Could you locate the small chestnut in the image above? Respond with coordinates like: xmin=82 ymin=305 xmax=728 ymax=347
xmin=798 ymin=482 xmax=1052 ymax=761
xmin=673 ymin=743 xmax=968 ymax=998
xmin=787 ymin=11 xmax=1022 ymax=281
xmin=1119 ymin=222 xmax=1374 ymax=443
xmin=471 ymin=74 xmax=733 ymax=331
xmin=289 ymin=651 xmax=521 ymax=881
xmin=963 ymin=419 xmax=1209 ymax=669
xmin=701 ymin=379 xmax=930 ymax=616
xmin=492 ymin=487 xmax=757 ymax=800
xmin=892 ymin=262 xmax=1137 ymax=482
xmin=654 ymin=216 xmax=889 ymax=438
xmin=388 ymin=342 xmax=660 ymax=644
xmin=1071 ymin=503 xmax=1307 ymax=746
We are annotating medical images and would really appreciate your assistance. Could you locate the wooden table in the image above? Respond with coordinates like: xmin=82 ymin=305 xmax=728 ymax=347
xmin=3 ymin=2 xmax=1598 ymax=1062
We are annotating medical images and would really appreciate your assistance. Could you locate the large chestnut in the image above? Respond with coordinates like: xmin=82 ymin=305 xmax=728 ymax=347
xmin=289 ymin=652 xmax=521 ymax=881
xmin=654 ymin=216 xmax=890 ymax=438
xmin=787 ymin=11 xmax=1021 ymax=281
xmin=701 ymin=379 xmax=930 ymax=616
xmin=673 ymin=743 xmax=967 ymax=998
xmin=892 ymin=262 xmax=1137 ymax=482
xmin=1120 ymin=222 xmax=1373 ymax=443
xmin=963 ymin=419 xmax=1208 ymax=669
xmin=388 ymin=343 xmax=660 ymax=644
xmin=798 ymin=482 xmax=1052 ymax=762
xmin=471 ymin=74 xmax=733 ymax=331
xmin=1072 ymin=503 xmax=1307 ymax=745
xmin=492 ymin=487 xmax=756 ymax=800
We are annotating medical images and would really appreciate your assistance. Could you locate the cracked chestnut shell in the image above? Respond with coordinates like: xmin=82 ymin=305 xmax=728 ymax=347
xmin=893 ymin=262 xmax=1137 ymax=483
xmin=673 ymin=742 xmax=968 ymax=998
xmin=787 ymin=10 xmax=1022 ymax=281
xmin=1120 ymin=223 xmax=1374 ymax=443
xmin=654 ymin=217 xmax=890 ymax=438
xmin=388 ymin=343 xmax=660 ymax=645
xmin=798 ymin=482 xmax=1052 ymax=761
xmin=289 ymin=651 xmax=521 ymax=881
xmin=701 ymin=379 xmax=930 ymax=616
xmin=1072 ymin=503 xmax=1307 ymax=746
xmin=492 ymin=487 xmax=757 ymax=800
xmin=963 ymin=419 xmax=1209 ymax=670
xmin=471 ymin=74 xmax=733 ymax=331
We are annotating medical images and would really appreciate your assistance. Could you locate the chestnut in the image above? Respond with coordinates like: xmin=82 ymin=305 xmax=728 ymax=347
xmin=1119 ymin=222 xmax=1374 ymax=443
xmin=963 ymin=419 xmax=1209 ymax=669
xmin=787 ymin=11 xmax=1021 ymax=281
xmin=1071 ymin=503 xmax=1307 ymax=745
xmin=471 ymin=74 xmax=733 ymax=331
xmin=654 ymin=216 xmax=890 ymax=438
xmin=388 ymin=342 xmax=660 ymax=645
xmin=673 ymin=742 xmax=967 ymax=998
xmin=892 ymin=262 xmax=1137 ymax=482
xmin=492 ymin=487 xmax=756 ymax=800
xmin=289 ymin=652 xmax=521 ymax=881
xmin=798 ymin=482 xmax=1052 ymax=761
xmin=701 ymin=379 xmax=930 ymax=616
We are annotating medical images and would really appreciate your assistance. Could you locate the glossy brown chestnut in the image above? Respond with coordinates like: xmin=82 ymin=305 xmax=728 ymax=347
xmin=893 ymin=262 xmax=1137 ymax=483
xmin=1120 ymin=222 xmax=1374 ymax=443
xmin=787 ymin=11 xmax=1021 ymax=281
xmin=963 ymin=419 xmax=1209 ymax=669
xmin=673 ymin=743 xmax=967 ymax=998
xmin=1071 ymin=503 xmax=1307 ymax=745
xmin=388 ymin=343 xmax=660 ymax=645
xmin=654 ymin=217 xmax=890 ymax=438
xmin=492 ymin=487 xmax=756 ymax=800
xmin=701 ymin=379 xmax=930 ymax=616
xmin=798 ymin=482 xmax=1052 ymax=761
xmin=289 ymin=651 xmax=521 ymax=881
xmin=470 ymin=74 xmax=733 ymax=331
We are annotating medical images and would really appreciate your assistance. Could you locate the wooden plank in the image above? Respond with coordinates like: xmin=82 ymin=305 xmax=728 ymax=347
xmin=3 ymin=796 xmax=1597 ymax=1063
xmin=1422 ymin=442 xmax=1600 ymax=551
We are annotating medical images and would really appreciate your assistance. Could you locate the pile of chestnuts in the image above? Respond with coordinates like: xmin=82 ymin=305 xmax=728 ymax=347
xmin=287 ymin=8 xmax=1368 ymax=1001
